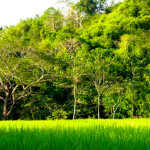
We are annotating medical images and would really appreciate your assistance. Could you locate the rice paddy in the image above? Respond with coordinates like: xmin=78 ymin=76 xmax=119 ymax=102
xmin=0 ymin=119 xmax=150 ymax=150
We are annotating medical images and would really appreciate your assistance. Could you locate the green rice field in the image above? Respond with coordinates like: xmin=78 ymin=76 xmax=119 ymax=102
xmin=0 ymin=119 xmax=150 ymax=150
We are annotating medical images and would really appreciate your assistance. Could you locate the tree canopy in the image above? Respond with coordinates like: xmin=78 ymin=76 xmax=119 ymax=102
xmin=0 ymin=0 xmax=150 ymax=120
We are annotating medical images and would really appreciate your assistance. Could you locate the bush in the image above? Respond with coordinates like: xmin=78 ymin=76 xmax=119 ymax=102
xmin=52 ymin=109 xmax=67 ymax=119
xmin=109 ymin=113 xmax=125 ymax=119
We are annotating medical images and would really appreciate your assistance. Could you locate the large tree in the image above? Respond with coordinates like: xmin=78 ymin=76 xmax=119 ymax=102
xmin=0 ymin=27 xmax=50 ymax=120
xmin=84 ymin=48 xmax=112 ymax=119
xmin=76 ymin=0 xmax=106 ymax=15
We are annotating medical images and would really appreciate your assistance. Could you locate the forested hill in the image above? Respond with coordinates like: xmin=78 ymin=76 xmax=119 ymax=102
xmin=0 ymin=0 xmax=150 ymax=120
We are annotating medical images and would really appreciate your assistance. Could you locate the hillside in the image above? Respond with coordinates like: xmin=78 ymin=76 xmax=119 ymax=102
xmin=0 ymin=0 xmax=149 ymax=120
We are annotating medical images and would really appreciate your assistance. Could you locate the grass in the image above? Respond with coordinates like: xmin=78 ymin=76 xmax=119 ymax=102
xmin=0 ymin=119 xmax=150 ymax=150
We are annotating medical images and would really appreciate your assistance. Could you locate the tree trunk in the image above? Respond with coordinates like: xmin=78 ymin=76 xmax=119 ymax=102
xmin=73 ymin=101 xmax=76 ymax=120
xmin=111 ymin=108 xmax=112 ymax=118
xmin=73 ymin=82 xmax=77 ymax=120
xmin=2 ymin=93 xmax=15 ymax=120
xmin=131 ymin=70 xmax=135 ymax=118
xmin=98 ymin=96 xmax=100 ymax=119
xmin=3 ymin=99 xmax=8 ymax=120
xmin=132 ymin=103 xmax=134 ymax=118
xmin=113 ymin=106 xmax=115 ymax=119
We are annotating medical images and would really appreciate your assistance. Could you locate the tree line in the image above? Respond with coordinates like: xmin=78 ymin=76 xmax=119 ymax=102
xmin=0 ymin=0 xmax=150 ymax=120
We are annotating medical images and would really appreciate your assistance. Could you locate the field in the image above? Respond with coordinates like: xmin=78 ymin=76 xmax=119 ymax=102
xmin=0 ymin=119 xmax=150 ymax=150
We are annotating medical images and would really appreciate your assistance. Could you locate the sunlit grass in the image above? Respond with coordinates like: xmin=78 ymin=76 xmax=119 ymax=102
xmin=0 ymin=119 xmax=150 ymax=150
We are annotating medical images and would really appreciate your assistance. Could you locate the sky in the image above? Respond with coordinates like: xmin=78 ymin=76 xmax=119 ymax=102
xmin=0 ymin=0 xmax=123 ymax=27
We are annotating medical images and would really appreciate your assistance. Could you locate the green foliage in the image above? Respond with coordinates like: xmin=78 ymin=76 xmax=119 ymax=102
xmin=0 ymin=0 xmax=150 ymax=120
xmin=76 ymin=0 xmax=97 ymax=15
xmin=76 ymin=0 xmax=106 ymax=15
xmin=52 ymin=109 xmax=67 ymax=119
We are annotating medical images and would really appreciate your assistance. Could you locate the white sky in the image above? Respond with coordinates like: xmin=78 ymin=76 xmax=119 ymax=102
xmin=0 ymin=0 xmax=123 ymax=27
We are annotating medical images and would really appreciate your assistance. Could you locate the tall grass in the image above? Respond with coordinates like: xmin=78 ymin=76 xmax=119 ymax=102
xmin=0 ymin=119 xmax=149 ymax=150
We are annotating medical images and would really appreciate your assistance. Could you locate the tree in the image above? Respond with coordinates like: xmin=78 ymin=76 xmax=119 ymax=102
xmin=53 ymin=21 xmax=84 ymax=119
xmin=42 ymin=7 xmax=64 ymax=31
xmin=0 ymin=28 xmax=50 ymax=120
xmin=116 ymin=32 xmax=150 ymax=117
xmin=0 ymin=0 xmax=150 ymax=120
xmin=65 ymin=6 xmax=84 ymax=28
xmin=104 ymin=83 xmax=123 ymax=119
xmin=85 ymin=48 xmax=112 ymax=119
xmin=76 ymin=0 xmax=106 ymax=15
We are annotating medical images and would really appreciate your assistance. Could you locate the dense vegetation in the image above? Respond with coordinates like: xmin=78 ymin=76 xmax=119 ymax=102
xmin=0 ymin=0 xmax=150 ymax=120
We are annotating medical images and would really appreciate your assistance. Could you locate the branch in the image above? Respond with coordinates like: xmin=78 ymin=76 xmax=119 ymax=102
xmin=17 ymin=71 xmax=48 ymax=101
xmin=113 ymin=99 xmax=120 ymax=107
xmin=12 ymin=60 xmax=23 ymax=72
xmin=0 ymin=78 xmax=6 ymax=92
xmin=0 ymin=68 xmax=6 ymax=75
xmin=0 ymin=55 xmax=9 ymax=70
xmin=0 ymin=96 xmax=4 ymax=101
xmin=17 ymin=90 xmax=31 ymax=101
xmin=0 ymin=78 xmax=4 ymax=87
xmin=12 ymin=75 xmax=21 ymax=82
xmin=12 ymin=84 xmax=19 ymax=94
xmin=114 ymin=103 xmax=121 ymax=113
xmin=24 ymin=74 xmax=48 ymax=91
xmin=6 ymin=102 xmax=15 ymax=117
xmin=42 ymin=99 xmax=51 ymax=112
